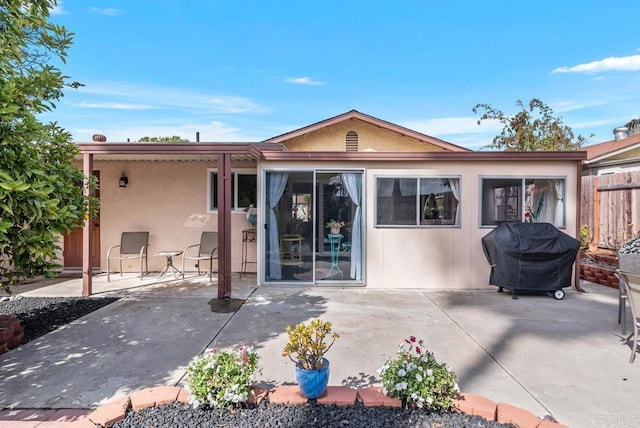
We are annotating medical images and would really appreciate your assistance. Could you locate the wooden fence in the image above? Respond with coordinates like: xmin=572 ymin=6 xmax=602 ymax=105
xmin=581 ymin=171 xmax=640 ymax=249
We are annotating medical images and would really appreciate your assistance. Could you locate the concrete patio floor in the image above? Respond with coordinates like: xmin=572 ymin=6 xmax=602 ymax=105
xmin=0 ymin=273 xmax=637 ymax=427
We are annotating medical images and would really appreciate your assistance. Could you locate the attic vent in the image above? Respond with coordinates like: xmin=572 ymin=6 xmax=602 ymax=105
xmin=346 ymin=130 xmax=358 ymax=152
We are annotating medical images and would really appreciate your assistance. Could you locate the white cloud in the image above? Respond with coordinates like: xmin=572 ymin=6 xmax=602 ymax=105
xmin=50 ymin=1 xmax=67 ymax=15
xmin=89 ymin=7 xmax=122 ymax=16
xmin=72 ymin=120 xmax=255 ymax=143
xmin=549 ymin=99 xmax=610 ymax=113
xmin=552 ymin=55 xmax=640 ymax=74
xmin=400 ymin=117 xmax=504 ymax=150
xmin=71 ymin=102 xmax=156 ymax=110
xmin=73 ymin=80 xmax=269 ymax=114
xmin=401 ymin=116 xmax=503 ymax=136
xmin=285 ymin=77 xmax=324 ymax=86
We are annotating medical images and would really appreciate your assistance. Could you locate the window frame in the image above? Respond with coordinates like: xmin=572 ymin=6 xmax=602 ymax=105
xmin=374 ymin=175 xmax=461 ymax=228
xmin=207 ymin=168 xmax=257 ymax=212
xmin=479 ymin=175 xmax=566 ymax=228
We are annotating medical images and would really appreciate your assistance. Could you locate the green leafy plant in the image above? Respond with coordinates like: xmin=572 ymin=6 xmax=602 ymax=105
xmin=282 ymin=319 xmax=339 ymax=370
xmin=580 ymin=224 xmax=591 ymax=249
xmin=325 ymin=219 xmax=345 ymax=229
xmin=185 ymin=345 xmax=260 ymax=409
xmin=377 ymin=336 xmax=460 ymax=410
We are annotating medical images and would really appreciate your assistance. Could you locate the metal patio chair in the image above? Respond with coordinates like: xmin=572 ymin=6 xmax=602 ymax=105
xmin=619 ymin=271 xmax=640 ymax=363
xmin=614 ymin=270 xmax=628 ymax=336
xmin=107 ymin=232 xmax=149 ymax=281
xmin=182 ymin=231 xmax=218 ymax=281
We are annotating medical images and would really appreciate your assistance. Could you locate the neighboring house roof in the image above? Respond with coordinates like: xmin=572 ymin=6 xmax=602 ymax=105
xmin=262 ymin=109 xmax=471 ymax=152
xmin=583 ymin=133 xmax=640 ymax=164
xmin=581 ymin=133 xmax=640 ymax=177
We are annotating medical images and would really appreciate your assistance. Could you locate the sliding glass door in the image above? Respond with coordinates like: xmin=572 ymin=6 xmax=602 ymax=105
xmin=263 ymin=169 xmax=363 ymax=284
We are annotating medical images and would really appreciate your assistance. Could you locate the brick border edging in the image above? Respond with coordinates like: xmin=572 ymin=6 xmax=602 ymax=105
xmin=45 ymin=385 xmax=566 ymax=428
xmin=0 ymin=315 xmax=24 ymax=354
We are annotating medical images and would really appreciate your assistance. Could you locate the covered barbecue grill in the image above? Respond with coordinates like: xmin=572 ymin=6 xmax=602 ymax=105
xmin=481 ymin=222 xmax=580 ymax=300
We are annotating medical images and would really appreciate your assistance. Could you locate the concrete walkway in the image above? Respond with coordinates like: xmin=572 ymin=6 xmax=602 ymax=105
xmin=0 ymin=274 xmax=637 ymax=427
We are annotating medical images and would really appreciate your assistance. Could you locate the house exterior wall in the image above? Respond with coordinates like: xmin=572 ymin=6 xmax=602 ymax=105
xmin=85 ymin=161 xmax=257 ymax=273
xmin=281 ymin=119 xmax=449 ymax=152
xmin=259 ymin=159 xmax=579 ymax=290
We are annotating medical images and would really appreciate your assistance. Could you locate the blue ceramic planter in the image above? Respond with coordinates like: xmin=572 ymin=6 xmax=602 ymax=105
xmin=295 ymin=358 xmax=330 ymax=399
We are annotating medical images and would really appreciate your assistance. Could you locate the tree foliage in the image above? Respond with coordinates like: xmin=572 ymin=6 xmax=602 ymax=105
xmin=473 ymin=98 xmax=589 ymax=151
xmin=138 ymin=135 xmax=189 ymax=142
xmin=623 ymin=118 xmax=640 ymax=135
xmin=0 ymin=0 xmax=97 ymax=291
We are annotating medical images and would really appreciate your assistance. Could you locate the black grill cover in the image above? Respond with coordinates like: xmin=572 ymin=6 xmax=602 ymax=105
xmin=481 ymin=222 xmax=580 ymax=291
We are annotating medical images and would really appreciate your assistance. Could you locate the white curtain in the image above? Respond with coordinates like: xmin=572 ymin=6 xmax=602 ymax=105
xmin=267 ymin=172 xmax=288 ymax=280
xmin=377 ymin=178 xmax=394 ymax=197
xmin=554 ymin=180 xmax=564 ymax=227
xmin=447 ymin=178 xmax=461 ymax=226
xmin=342 ymin=173 xmax=362 ymax=280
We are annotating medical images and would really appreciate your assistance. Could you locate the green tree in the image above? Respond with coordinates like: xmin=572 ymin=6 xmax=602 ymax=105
xmin=138 ymin=136 xmax=189 ymax=142
xmin=623 ymin=118 xmax=640 ymax=135
xmin=473 ymin=98 xmax=589 ymax=151
xmin=0 ymin=0 xmax=97 ymax=292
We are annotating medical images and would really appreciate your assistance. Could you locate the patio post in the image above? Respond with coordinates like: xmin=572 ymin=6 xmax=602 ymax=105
xmin=217 ymin=153 xmax=232 ymax=299
xmin=82 ymin=152 xmax=94 ymax=296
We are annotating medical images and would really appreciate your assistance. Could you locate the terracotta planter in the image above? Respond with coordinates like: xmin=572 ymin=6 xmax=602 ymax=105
xmin=330 ymin=228 xmax=341 ymax=235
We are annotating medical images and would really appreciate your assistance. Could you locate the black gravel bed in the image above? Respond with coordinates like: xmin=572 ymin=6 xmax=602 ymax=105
xmin=0 ymin=296 xmax=119 ymax=344
xmin=112 ymin=401 xmax=516 ymax=428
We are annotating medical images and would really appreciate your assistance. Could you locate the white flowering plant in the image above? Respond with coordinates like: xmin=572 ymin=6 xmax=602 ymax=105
xmin=185 ymin=344 xmax=260 ymax=409
xmin=377 ymin=336 xmax=460 ymax=410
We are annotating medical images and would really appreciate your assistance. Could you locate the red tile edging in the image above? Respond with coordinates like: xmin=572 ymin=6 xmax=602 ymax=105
xmin=0 ymin=385 xmax=567 ymax=428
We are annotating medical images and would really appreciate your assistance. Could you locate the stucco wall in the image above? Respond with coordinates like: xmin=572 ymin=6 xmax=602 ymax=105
xmin=259 ymin=159 xmax=579 ymax=290
xmin=89 ymin=161 xmax=257 ymax=274
xmin=282 ymin=119 xmax=448 ymax=152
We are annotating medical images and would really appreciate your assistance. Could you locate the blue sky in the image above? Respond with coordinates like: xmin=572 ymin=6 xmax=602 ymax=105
xmin=44 ymin=1 xmax=640 ymax=150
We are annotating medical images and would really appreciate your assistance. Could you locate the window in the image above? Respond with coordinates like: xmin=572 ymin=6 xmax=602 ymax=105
xmin=480 ymin=177 xmax=565 ymax=227
xmin=375 ymin=177 xmax=460 ymax=227
xmin=208 ymin=169 xmax=257 ymax=211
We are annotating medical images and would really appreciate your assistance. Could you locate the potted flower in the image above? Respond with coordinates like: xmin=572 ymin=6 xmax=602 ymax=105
xmin=619 ymin=235 xmax=640 ymax=275
xmin=377 ymin=336 xmax=460 ymax=410
xmin=185 ymin=344 xmax=260 ymax=409
xmin=325 ymin=219 xmax=345 ymax=235
xmin=282 ymin=319 xmax=339 ymax=399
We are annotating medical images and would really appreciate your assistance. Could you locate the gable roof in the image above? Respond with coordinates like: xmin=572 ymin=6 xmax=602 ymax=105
xmin=262 ymin=109 xmax=471 ymax=152
xmin=583 ymin=132 xmax=640 ymax=163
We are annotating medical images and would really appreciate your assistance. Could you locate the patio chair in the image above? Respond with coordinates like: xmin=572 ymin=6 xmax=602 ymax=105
xmin=107 ymin=232 xmax=149 ymax=281
xmin=614 ymin=270 xmax=628 ymax=336
xmin=619 ymin=271 xmax=640 ymax=363
xmin=182 ymin=231 xmax=218 ymax=281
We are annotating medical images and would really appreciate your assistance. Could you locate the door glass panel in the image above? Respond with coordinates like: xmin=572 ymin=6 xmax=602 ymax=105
xmin=265 ymin=171 xmax=313 ymax=282
xmin=315 ymin=172 xmax=362 ymax=282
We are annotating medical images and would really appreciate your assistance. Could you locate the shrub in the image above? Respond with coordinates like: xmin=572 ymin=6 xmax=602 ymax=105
xmin=377 ymin=336 xmax=460 ymax=410
xmin=185 ymin=345 xmax=260 ymax=409
xmin=282 ymin=319 xmax=339 ymax=370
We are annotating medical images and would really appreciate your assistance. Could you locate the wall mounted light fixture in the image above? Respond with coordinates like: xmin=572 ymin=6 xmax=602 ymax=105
xmin=119 ymin=172 xmax=129 ymax=188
